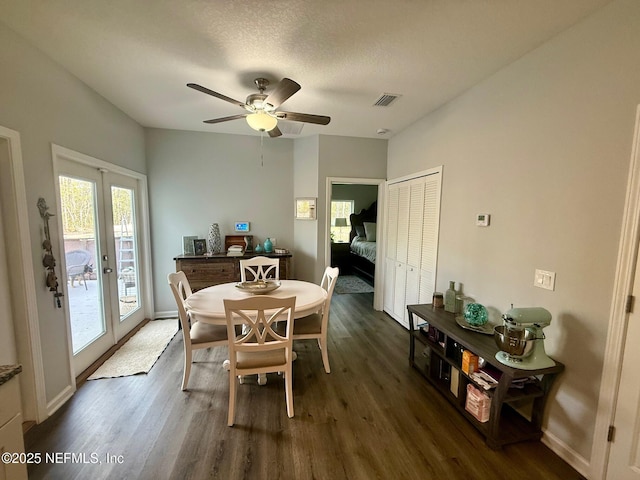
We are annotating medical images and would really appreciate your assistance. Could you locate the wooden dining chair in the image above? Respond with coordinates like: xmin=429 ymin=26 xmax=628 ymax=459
xmin=168 ymin=271 xmax=229 ymax=390
xmin=239 ymin=256 xmax=279 ymax=282
xmin=289 ymin=266 xmax=339 ymax=374
xmin=223 ymin=295 xmax=296 ymax=426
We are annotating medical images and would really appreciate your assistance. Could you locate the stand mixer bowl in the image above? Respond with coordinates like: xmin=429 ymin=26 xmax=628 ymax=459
xmin=494 ymin=325 xmax=536 ymax=358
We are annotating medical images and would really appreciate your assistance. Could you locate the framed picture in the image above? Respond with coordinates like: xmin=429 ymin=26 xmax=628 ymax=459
xmin=182 ymin=235 xmax=198 ymax=255
xmin=193 ymin=239 xmax=206 ymax=255
xmin=295 ymin=197 xmax=316 ymax=220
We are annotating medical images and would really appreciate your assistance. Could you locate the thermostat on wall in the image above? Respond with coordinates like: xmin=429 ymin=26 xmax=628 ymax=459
xmin=476 ymin=214 xmax=490 ymax=227
xmin=234 ymin=221 xmax=250 ymax=233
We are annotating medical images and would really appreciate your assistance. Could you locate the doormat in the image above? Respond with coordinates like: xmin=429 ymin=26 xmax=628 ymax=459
xmin=334 ymin=275 xmax=374 ymax=294
xmin=88 ymin=319 xmax=178 ymax=380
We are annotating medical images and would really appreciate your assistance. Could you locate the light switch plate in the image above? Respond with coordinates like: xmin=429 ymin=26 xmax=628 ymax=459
xmin=534 ymin=269 xmax=556 ymax=291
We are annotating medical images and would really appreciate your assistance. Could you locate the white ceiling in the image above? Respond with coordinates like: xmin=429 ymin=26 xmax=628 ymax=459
xmin=1 ymin=0 xmax=612 ymax=139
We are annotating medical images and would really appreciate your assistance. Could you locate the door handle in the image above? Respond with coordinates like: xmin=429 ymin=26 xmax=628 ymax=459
xmin=103 ymin=267 xmax=113 ymax=274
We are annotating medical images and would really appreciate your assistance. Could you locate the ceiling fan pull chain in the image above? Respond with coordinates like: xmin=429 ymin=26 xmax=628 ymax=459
xmin=260 ymin=131 xmax=264 ymax=167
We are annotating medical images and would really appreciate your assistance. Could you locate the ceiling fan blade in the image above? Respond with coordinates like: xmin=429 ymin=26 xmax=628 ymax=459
xmin=187 ymin=83 xmax=246 ymax=108
xmin=265 ymin=78 xmax=301 ymax=108
xmin=268 ymin=125 xmax=283 ymax=138
xmin=276 ymin=111 xmax=331 ymax=125
xmin=203 ymin=114 xmax=247 ymax=124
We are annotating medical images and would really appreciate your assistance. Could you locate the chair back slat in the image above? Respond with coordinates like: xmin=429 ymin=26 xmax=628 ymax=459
xmin=240 ymin=256 xmax=280 ymax=282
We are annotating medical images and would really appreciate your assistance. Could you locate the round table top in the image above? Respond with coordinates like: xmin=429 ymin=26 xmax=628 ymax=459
xmin=185 ymin=279 xmax=327 ymax=324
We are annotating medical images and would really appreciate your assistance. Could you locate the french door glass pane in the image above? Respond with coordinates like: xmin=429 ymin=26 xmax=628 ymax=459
xmin=112 ymin=185 xmax=140 ymax=320
xmin=59 ymin=176 xmax=105 ymax=354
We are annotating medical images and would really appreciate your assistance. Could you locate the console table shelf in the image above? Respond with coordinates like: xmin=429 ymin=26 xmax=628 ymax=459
xmin=407 ymin=304 xmax=563 ymax=449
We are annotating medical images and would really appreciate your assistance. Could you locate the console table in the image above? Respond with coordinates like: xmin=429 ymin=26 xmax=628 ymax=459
xmin=174 ymin=253 xmax=292 ymax=291
xmin=407 ymin=304 xmax=564 ymax=449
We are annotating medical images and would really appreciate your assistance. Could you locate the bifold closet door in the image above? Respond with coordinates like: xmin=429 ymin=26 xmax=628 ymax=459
xmin=384 ymin=170 xmax=442 ymax=328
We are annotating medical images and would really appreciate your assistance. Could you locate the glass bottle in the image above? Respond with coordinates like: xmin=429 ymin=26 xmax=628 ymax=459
xmin=444 ymin=281 xmax=457 ymax=313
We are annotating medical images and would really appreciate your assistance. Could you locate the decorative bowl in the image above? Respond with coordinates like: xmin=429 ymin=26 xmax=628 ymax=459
xmin=235 ymin=280 xmax=281 ymax=295
xmin=463 ymin=303 xmax=489 ymax=326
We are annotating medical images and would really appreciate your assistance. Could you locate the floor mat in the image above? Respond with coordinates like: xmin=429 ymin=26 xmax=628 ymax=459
xmin=88 ymin=319 xmax=178 ymax=380
xmin=334 ymin=275 xmax=374 ymax=294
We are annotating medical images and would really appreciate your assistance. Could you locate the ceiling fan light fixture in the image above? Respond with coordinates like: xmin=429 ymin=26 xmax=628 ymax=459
xmin=246 ymin=111 xmax=277 ymax=132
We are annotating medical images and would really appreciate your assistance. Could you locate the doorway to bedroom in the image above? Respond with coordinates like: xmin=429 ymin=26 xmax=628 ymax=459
xmin=326 ymin=177 xmax=385 ymax=310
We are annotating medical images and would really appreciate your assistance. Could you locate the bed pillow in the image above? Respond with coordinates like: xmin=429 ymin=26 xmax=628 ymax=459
xmin=364 ymin=222 xmax=377 ymax=242
xmin=355 ymin=225 xmax=366 ymax=238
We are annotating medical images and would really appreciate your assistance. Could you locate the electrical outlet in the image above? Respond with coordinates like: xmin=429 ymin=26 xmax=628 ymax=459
xmin=534 ymin=269 xmax=556 ymax=291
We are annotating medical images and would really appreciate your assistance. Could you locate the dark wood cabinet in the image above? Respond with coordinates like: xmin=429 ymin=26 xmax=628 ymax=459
xmin=174 ymin=253 xmax=292 ymax=291
xmin=407 ymin=304 xmax=564 ymax=449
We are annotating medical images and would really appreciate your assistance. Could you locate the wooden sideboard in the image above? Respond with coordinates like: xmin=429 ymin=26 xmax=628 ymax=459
xmin=407 ymin=304 xmax=564 ymax=449
xmin=174 ymin=253 xmax=292 ymax=291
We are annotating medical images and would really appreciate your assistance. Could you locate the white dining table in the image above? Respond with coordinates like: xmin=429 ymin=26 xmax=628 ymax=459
xmin=184 ymin=280 xmax=327 ymax=386
xmin=185 ymin=279 xmax=327 ymax=324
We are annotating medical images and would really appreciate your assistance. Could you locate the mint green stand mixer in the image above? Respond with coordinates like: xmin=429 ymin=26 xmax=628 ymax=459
xmin=494 ymin=307 xmax=556 ymax=370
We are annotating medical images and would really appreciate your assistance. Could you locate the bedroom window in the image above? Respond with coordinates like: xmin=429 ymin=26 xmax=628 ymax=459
xmin=331 ymin=200 xmax=354 ymax=243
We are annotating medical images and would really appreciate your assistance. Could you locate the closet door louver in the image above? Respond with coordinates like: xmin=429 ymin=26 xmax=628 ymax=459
xmin=395 ymin=184 xmax=410 ymax=264
xmin=419 ymin=175 xmax=441 ymax=304
xmin=384 ymin=186 xmax=400 ymax=312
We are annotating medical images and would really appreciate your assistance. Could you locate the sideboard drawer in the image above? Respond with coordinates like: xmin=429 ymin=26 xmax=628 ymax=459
xmin=178 ymin=260 xmax=236 ymax=290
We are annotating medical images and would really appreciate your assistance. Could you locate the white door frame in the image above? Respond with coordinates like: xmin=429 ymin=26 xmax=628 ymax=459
xmin=51 ymin=144 xmax=154 ymax=378
xmin=0 ymin=125 xmax=47 ymax=423
xmin=325 ymin=177 xmax=386 ymax=311
xmin=591 ymin=105 xmax=640 ymax=479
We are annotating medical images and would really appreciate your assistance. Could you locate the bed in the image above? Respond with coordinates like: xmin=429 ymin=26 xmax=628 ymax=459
xmin=348 ymin=201 xmax=377 ymax=282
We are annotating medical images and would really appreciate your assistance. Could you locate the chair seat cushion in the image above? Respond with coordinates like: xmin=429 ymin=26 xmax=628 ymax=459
xmin=190 ymin=321 xmax=228 ymax=344
xmin=236 ymin=349 xmax=286 ymax=369
xmin=292 ymin=313 xmax=322 ymax=335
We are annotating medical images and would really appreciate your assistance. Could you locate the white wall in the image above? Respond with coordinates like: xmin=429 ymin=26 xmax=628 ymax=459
xmin=0 ymin=23 xmax=146 ymax=411
xmin=0 ymin=163 xmax=18 ymax=364
xmin=388 ymin=0 xmax=640 ymax=466
xmin=293 ymin=136 xmax=320 ymax=283
xmin=145 ymin=128 xmax=294 ymax=312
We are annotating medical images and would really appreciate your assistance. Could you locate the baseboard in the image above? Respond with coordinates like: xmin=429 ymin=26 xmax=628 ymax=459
xmin=542 ymin=429 xmax=590 ymax=479
xmin=154 ymin=310 xmax=178 ymax=319
xmin=46 ymin=384 xmax=75 ymax=418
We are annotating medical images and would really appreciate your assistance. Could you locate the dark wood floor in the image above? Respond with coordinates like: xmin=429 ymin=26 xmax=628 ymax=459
xmin=26 ymin=293 xmax=583 ymax=480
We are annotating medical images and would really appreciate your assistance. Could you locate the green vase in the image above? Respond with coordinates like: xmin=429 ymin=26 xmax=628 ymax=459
xmin=264 ymin=238 xmax=273 ymax=253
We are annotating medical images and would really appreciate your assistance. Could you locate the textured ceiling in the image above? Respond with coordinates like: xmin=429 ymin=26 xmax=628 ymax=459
xmin=0 ymin=0 xmax=613 ymax=138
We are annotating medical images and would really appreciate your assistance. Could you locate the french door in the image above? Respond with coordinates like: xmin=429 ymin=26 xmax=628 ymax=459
xmin=56 ymin=157 xmax=145 ymax=374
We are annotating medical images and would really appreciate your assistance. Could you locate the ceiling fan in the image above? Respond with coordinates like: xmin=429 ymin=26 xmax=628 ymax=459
xmin=187 ymin=77 xmax=331 ymax=137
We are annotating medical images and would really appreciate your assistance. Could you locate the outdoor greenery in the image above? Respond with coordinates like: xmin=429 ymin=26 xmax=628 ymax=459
xmin=59 ymin=176 xmax=133 ymax=235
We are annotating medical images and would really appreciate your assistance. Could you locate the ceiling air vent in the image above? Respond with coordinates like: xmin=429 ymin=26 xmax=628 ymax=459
xmin=373 ymin=93 xmax=401 ymax=107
